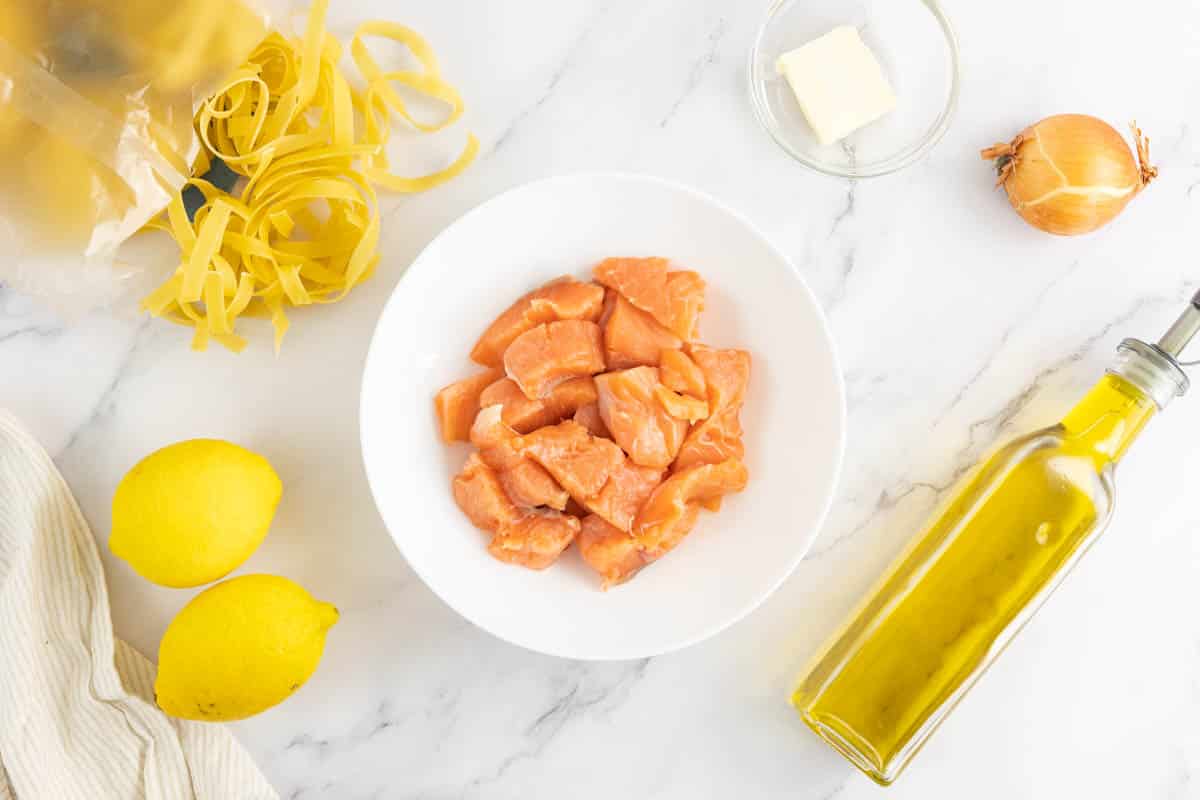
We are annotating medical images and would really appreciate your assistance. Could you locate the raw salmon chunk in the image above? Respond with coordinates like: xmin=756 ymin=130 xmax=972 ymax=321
xmin=675 ymin=407 xmax=745 ymax=472
xmin=499 ymin=462 xmax=569 ymax=511
xmin=595 ymin=367 xmax=689 ymax=469
xmin=634 ymin=459 xmax=749 ymax=556
xmin=471 ymin=277 xmax=605 ymax=366
xmin=504 ymin=320 xmax=605 ymax=400
xmin=471 ymin=406 xmax=569 ymax=510
xmin=582 ymin=459 xmax=662 ymax=532
xmin=434 ymin=368 xmax=504 ymax=442
xmin=594 ymin=257 xmax=672 ymax=327
xmin=572 ymin=403 xmax=610 ymax=438
xmin=452 ymin=453 xmax=519 ymax=532
xmin=579 ymin=515 xmax=651 ymax=589
xmin=454 ymin=447 xmax=577 ymax=568
xmin=665 ymin=270 xmax=706 ymax=341
xmin=442 ymin=259 xmax=751 ymax=583
xmin=674 ymin=346 xmax=752 ymax=471
xmin=469 ymin=404 xmax=517 ymax=450
xmin=548 ymin=376 xmax=601 ymax=416
xmin=516 ymin=420 xmax=626 ymax=500
xmin=488 ymin=509 xmax=581 ymax=570
xmin=690 ymin=344 xmax=751 ymax=408
xmin=603 ymin=292 xmax=682 ymax=369
xmin=642 ymin=503 xmax=702 ymax=559
xmin=659 ymin=348 xmax=707 ymax=399
xmin=654 ymin=385 xmax=709 ymax=422
xmin=597 ymin=288 xmax=617 ymax=327
xmin=479 ymin=376 xmax=598 ymax=434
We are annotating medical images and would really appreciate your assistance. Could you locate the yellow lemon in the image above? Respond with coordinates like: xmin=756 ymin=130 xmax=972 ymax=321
xmin=155 ymin=574 xmax=338 ymax=721
xmin=110 ymin=439 xmax=282 ymax=588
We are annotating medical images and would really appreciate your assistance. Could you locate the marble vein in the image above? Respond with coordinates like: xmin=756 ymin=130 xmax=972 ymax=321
xmin=0 ymin=324 xmax=62 ymax=345
xmin=843 ymin=368 xmax=889 ymax=412
xmin=56 ymin=318 xmax=151 ymax=458
xmin=825 ymin=250 xmax=857 ymax=312
xmin=285 ymin=781 xmax=336 ymax=800
xmin=823 ymin=182 xmax=857 ymax=309
xmin=658 ymin=18 xmax=728 ymax=128
xmin=488 ymin=6 xmax=609 ymax=156
xmin=460 ymin=658 xmax=650 ymax=797
xmin=930 ymin=258 xmax=1082 ymax=429
xmin=807 ymin=286 xmax=1188 ymax=561
xmin=827 ymin=182 xmax=856 ymax=238
xmin=281 ymin=698 xmax=428 ymax=762
xmin=816 ymin=781 xmax=847 ymax=800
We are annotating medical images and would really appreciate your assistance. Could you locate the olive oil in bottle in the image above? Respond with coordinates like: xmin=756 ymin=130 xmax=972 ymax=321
xmin=792 ymin=294 xmax=1200 ymax=785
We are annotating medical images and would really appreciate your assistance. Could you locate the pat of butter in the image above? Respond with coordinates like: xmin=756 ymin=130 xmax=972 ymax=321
xmin=776 ymin=26 xmax=897 ymax=146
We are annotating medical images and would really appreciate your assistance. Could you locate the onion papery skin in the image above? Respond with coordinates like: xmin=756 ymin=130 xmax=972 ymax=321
xmin=982 ymin=114 xmax=1156 ymax=236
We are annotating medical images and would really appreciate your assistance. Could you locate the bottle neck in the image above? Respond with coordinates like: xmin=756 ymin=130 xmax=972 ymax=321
xmin=1060 ymin=374 xmax=1156 ymax=463
xmin=1059 ymin=339 xmax=1188 ymax=463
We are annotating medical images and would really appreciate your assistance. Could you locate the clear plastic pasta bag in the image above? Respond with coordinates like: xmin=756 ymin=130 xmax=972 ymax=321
xmin=0 ymin=0 xmax=295 ymax=311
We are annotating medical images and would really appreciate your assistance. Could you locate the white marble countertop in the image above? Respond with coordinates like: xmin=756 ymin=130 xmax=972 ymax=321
xmin=5 ymin=0 xmax=1200 ymax=796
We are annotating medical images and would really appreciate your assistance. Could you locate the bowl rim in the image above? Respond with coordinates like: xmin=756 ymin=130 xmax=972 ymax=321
xmin=358 ymin=172 xmax=848 ymax=660
xmin=747 ymin=0 xmax=961 ymax=179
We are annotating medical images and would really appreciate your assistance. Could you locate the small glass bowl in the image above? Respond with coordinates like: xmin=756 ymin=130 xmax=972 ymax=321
xmin=748 ymin=0 xmax=960 ymax=178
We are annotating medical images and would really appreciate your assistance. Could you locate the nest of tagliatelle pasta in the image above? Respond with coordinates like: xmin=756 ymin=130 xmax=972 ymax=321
xmin=140 ymin=0 xmax=477 ymax=353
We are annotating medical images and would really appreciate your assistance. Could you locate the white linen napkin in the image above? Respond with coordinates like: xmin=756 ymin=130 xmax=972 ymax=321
xmin=0 ymin=410 xmax=278 ymax=800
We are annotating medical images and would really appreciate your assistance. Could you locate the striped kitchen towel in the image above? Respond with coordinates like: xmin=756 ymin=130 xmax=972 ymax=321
xmin=0 ymin=411 xmax=278 ymax=800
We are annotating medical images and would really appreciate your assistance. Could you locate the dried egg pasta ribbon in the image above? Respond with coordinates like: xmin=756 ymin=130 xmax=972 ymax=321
xmin=140 ymin=1 xmax=478 ymax=353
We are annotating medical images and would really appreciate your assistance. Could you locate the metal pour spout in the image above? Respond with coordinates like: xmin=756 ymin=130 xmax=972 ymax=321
xmin=1152 ymin=291 xmax=1200 ymax=359
xmin=1109 ymin=290 xmax=1200 ymax=409
xmin=1157 ymin=290 xmax=1200 ymax=360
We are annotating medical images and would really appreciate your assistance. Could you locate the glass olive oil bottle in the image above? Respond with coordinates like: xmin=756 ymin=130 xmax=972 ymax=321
xmin=793 ymin=294 xmax=1200 ymax=785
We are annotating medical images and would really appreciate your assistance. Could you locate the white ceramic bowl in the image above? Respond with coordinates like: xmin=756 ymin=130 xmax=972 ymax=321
xmin=360 ymin=174 xmax=845 ymax=660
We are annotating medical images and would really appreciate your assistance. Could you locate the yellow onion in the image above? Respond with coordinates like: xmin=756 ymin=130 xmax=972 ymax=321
xmin=981 ymin=114 xmax=1157 ymax=236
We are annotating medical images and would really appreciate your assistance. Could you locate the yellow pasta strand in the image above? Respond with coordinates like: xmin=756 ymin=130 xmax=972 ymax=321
xmin=366 ymin=133 xmax=479 ymax=193
xmin=141 ymin=2 xmax=477 ymax=352
xmin=180 ymin=199 xmax=233 ymax=303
